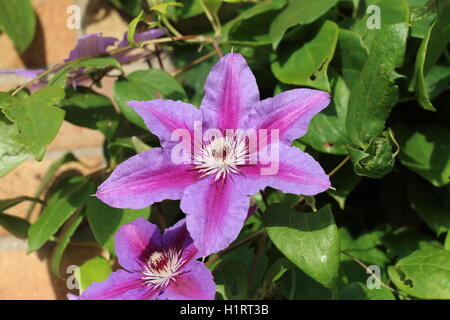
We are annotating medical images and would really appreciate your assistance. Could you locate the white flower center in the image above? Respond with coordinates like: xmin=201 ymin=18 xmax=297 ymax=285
xmin=142 ymin=248 xmax=184 ymax=289
xmin=193 ymin=134 xmax=249 ymax=181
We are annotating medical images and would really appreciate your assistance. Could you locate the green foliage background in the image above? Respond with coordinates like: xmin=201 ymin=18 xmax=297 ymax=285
xmin=0 ymin=0 xmax=449 ymax=300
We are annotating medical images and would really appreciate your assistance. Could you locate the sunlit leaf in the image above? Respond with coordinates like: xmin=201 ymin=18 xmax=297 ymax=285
xmin=264 ymin=204 xmax=340 ymax=289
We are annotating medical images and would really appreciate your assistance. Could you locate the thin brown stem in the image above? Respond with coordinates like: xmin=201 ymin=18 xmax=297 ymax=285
xmin=289 ymin=196 xmax=305 ymax=209
xmin=109 ymin=35 xmax=210 ymax=55
xmin=291 ymin=155 xmax=350 ymax=209
xmin=171 ymin=51 xmax=216 ymax=77
xmin=327 ymin=155 xmax=350 ymax=178
xmin=155 ymin=203 xmax=167 ymax=230
xmin=212 ymin=39 xmax=223 ymax=58
xmin=154 ymin=44 xmax=165 ymax=71
xmin=248 ymin=232 xmax=267 ymax=289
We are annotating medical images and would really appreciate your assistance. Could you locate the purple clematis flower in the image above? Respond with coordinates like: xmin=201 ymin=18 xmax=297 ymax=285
xmin=114 ymin=29 xmax=165 ymax=64
xmin=96 ymin=53 xmax=331 ymax=256
xmin=65 ymin=33 xmax=117 ymax=62
xmin=69 ymin=218 xmax=215 ymax=300
xmin=65 ymin=30 xmax=164 ymax=85
xmin=66 ymin=29 xmax=165 ymax=64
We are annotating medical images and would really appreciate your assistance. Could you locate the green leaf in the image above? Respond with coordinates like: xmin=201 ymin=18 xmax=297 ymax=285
xmin=342 ymin=227 xmax=390 ymax=266
xmin=227 ymin=0 xmax=286 ymax=25
xmin=1 ymin=86 xmax=66 ymax=161
xmin=394 ymin=123 xmax=450 ymax=187
xmin=106 ymin=137 xmax=137 ymax=167
xmin=85 ymin=197 xmax=151 ymax=254
xmin=414 ymin=24 xmax=437 ymax=111
xmin=76 ymin=256 xmax=112 ymax=291
xmin=382 ymin=227 xmax=442 ymax=259
xmin=301 ymin=75 xmax=351 ymax=155
xmin=48 ymin=57 xmax=122 ymax=88
xmin=345 ymin=23 xmax=408 ymax=148
xmin=418 ymin=1 xmax=450 ymax=71
xmin=388 ymin=247 xmax=450 ymax=299
xmin=422 ymin=64 xmax=450 ymax=102
xmin=113 ymin=69 xmax=186 ymax=129
xmin=445 ymin=231 xmax=450 ymax=251
xmin=25 ymin=153 xmax=80 ymax=219
xmin=151 ymin=2 xmax=183 ymax=16
xmin=126 ymin=10 xmax=145 ymax=48
xmin=339 ymin=229 xmax=370 ymax=285
xmin=51 ymin=212 xmax=84 ymax=278
xmin=109 ymin=0 xmax=141 ymax=17
xmin=213 ymin=259 xmax=248 ymax=300
xmin=410 ymin=0 xmax=437 ymax=39
xmin=27 ymin=177 xmax=94 ymax=252
xmin=61 ymin=87 xmax=118 ymax=141
xmin=172 ymin=46 xmax=218 ymax=106
xmin=271 ymin=20 xmax=339 ymax=91
xmin=0 ymin=113 xmax=29 ymax=177
xmin=406 ymin=174 xmax=450 ymax=235
xmin=226 ymin=2 xmax=283 ymax=44
xmin=332 ymin=29 xmax=369 ymax=89
xmin=269 ymin=0 xmax=338 ymax=49
xmin=0 ymin=213 xmax=30 ymax=238
xmin=351 ymin=0 xmax=410 ymax=49
xmin=201 ymin=0 xmax=222 ymax=17
xmin=131 ymin=136 xmax=151 ymax=153
xmin=206 ymin=237 xmax=268 ymax=298
xmin=262 ymin=257 xmax=293 ymax=285
xmin=173 ymin=0 xmax=204 ymax=19
xmin=0 ymin=91 xmax=15 ymax=107
xmin=278 ymin=267 xmax=331 ymax=299
xmin=264 ymin=204 xmax=340 ymax=289
xmin=222 ymin=0 xmax=287 ymax=45
xmin=347 ymin=135 xmax=396 ymax=179
xmin=413 ymin=2 xmax=450 ymax=111
xmin=0 ymin=0 xmax=36 ymax=53
xmin=338 ymin=282 xmax=395 ymax=300
xmin=339 ymin=229 xmax=392 ymax=290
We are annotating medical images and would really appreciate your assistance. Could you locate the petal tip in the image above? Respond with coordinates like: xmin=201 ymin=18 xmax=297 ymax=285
xmin=67 ymin=293 xmax=79 ymax=300
xmin=322 ymin=91 xmax=331 ymax=103
xmin=127 ymin=100 xmax=142 ymax=109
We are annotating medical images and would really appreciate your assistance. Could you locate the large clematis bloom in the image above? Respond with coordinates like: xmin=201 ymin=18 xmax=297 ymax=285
xmin=69 ymin=218 xmax=215 ymax=300
xmin=97 ymin=53 xmax=331 ymax=256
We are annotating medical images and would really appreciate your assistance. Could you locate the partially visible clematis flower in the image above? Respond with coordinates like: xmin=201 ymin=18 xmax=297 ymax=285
xmin=96 ymin=53 xmax=331 ymax=256
xmin=66 ymin=29 xmax=165 ymax=64
xmin=69 ymin=218 xmax=215 ymax=300
xmin=64 ymin=33 xmax=117 ymax=62
xmin=0 ymin=69 xmax=46 ymax=79
xmin=0 ymin=29 xmax=163 ymax=91
xmin=65 ymin=30 xmax=164 ymax=85
xmin=113 ymin=29 xmax=165 ymax=64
